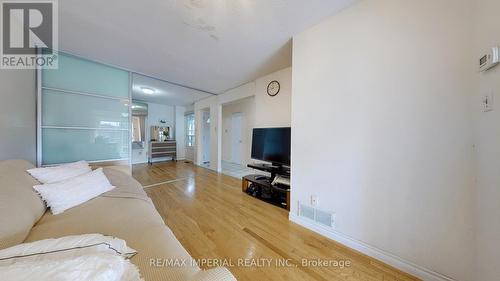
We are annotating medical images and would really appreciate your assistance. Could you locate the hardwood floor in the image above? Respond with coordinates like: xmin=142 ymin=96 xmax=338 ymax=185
xmin=133 ymin=161 xmax=419 ymax=281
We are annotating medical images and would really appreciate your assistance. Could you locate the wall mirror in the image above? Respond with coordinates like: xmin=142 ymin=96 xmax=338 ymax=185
xmin=131 ymin=101 xmax=148 ymax=149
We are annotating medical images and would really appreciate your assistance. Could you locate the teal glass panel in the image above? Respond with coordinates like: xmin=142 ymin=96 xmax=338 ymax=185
xmin=42 ymin=128 xmax=129 ymax=165
xmin=42 ymin=53 xmax=129 ymax=98
xmin=42 ymin=89 xmax=129 ymax=129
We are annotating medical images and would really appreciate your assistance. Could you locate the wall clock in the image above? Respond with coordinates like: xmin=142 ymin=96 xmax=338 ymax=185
xmin=267 ymin=80 xmax=280 ymax=97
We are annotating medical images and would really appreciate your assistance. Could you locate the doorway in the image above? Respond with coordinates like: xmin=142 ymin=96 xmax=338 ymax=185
xmin=231 ymin=113 xmax=242 ymax=164
xmin=220 ymin=96 xmax=256 ymax=178
xmin=201 ymin=109 xmax=211 ymax=166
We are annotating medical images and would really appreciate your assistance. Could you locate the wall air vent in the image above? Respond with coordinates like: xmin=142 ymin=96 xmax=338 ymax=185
xmin=299 ymin=204 xmax=315 ymax=220
xmin=298 ymin=202 xmax=336 ymax=229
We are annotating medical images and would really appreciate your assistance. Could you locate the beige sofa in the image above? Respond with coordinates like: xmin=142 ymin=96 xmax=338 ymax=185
xmin=0 ymin=160 xmax=236 ymax=281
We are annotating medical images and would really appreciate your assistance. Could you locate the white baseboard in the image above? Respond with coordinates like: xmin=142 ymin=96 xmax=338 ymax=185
xmin=289 ymin=213 xmax=455 ymax=281
xmin=150 ymin=157 xmax=174 ymax=163
xmin=133 ymin=158 xmax=184 ymax=165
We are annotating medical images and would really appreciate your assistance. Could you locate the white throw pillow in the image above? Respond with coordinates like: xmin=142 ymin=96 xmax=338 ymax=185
xmin=27 ymin=160 xmax=91 ymax=184
xmin=33 ymin=168 xmax=115 ymax=214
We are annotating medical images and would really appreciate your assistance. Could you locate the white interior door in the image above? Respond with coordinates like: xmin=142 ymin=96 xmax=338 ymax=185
xmin=231 ymin=113 xmax=242 ymax=164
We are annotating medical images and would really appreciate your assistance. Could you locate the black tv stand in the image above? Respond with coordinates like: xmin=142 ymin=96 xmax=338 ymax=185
xmin=242 ymin=174 xmax=290 ymax=211
xmin=242 ymin=163 xmax=291 ymax=211
xmin=254 ymin=175 xmax=269 ymax=181
xmin=247 ymin=163 xmax=290 ymax=180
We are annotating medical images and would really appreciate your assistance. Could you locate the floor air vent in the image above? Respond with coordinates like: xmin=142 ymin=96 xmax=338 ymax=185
xmin=298 ymin=202 xmax=336 ymax=229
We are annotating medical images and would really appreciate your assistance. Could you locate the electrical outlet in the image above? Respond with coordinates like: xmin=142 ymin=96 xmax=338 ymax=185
xmin=482 ymin=91 xmax=494 ymax=112
xmin=310 ymin=195 xmax=318 ymax=206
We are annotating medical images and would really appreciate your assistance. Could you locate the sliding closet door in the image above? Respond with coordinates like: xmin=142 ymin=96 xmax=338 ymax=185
xmin=39 ymin=53 xmax=130 ymax=166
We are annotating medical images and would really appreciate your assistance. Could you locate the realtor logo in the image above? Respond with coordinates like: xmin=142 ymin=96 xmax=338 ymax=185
xmin=1 ymin=0 xmax=58 ymax=69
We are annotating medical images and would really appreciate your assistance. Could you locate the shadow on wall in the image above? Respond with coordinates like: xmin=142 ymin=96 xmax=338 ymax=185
xmin=248 ymin=39 xmax=292 ymax=85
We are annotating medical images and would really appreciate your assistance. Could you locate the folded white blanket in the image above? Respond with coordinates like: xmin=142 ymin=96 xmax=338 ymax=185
xmin=0 ymin=253 xmax=142 ymax=281
xmin=0 ymin=234 xmax=143 ymax=281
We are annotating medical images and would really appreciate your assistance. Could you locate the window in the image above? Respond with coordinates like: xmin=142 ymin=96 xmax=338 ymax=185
xmin=185 ymin=113 xmax=195 ymax=147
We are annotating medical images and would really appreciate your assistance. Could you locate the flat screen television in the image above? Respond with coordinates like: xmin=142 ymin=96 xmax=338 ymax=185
xmin=251 ymin=127 xmax=291 ymax=166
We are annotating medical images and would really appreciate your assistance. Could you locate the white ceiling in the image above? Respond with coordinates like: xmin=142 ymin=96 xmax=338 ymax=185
xmin=132 ymin=73 xmax=212 ymax=106
xmin=59 ymin=0 xmax=356 ymax=94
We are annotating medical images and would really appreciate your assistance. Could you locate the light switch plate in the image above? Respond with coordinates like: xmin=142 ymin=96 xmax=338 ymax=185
xmin=310 ymin=195 xmax=318 ymax=206
xmin=482 ymin=92 xmax=494 ymax=112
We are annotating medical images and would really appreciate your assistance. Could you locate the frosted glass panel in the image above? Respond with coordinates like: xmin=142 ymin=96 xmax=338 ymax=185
xmin=42 ymin=89 xmax=129 ymax=129
xmin=42 ymin=53 xmax=129 ymax=98
xmin=40 ymin=52 xmax=130 ymax=165
xmin=42 ymin=128 xmax=129 ymax=165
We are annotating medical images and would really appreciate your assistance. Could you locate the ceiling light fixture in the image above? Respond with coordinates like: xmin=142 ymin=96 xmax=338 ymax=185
xmin=140 ymin=87 xmax=155 ymax=95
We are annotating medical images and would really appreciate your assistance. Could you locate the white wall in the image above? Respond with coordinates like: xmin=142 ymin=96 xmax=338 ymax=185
xmin=175 ymin=106 xmax=186 ymax=160
xmin=291 ymin=1 xmax=475 ymax=280
xmin=184 ymin=104 xmax=194 ymax=113
xmin=221 ymin=97 xmax=256 ymax=165
xmin=131 ymin=146 xmax=148 ymax=164
xmin=255 ymin=67 xmax=292 ymax=127
xmin=194 ymin=95 xmax=218 ymax=169
xmin=0 ymin=69 xmax=36 ymax=164
xmin=194 ymin=68 xmax=292 ymax=171
xmin=219 ymin=82 xmax=256 ymax=105
xmin=147 ymin=103 xmax=175 ymax=134
xmin=473 ymin=0 xmax=500 ymax=280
